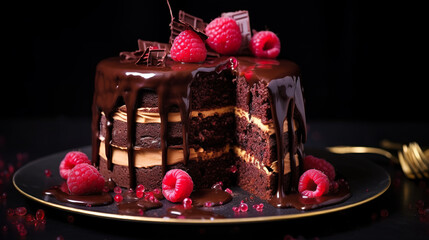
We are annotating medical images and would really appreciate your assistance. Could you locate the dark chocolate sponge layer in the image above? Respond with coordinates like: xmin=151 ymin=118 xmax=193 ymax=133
xmin=99 ymin=151 xmax=236 ymax=190
xmin=100 ymin=110 xmax=235 ymax=149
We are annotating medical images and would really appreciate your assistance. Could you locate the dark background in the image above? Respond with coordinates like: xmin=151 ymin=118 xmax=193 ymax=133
xmin=2 ymin=0 xmax=427 ymax=122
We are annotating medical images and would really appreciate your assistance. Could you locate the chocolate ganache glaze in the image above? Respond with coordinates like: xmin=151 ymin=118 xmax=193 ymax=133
xmin=91 ymin=56 xmax=307 ymax=208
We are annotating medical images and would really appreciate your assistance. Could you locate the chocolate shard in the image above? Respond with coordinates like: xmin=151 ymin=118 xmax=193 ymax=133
xmin=136 ymin=48 xmax=168 ymax=66
xmin=178 ymin=10 xmax=207 ymax=34
xmin=119 ymin=50 xmax=144 ymax=61
xmin=133 ymin=40 xmax=170 ymax=66
xmin=170 ymin=10 xmax=208 ymax=45
xmin=221 ymin=10 xmax=252 ymax=55
xmin=137 ymin=40 xmax=170 ymax=52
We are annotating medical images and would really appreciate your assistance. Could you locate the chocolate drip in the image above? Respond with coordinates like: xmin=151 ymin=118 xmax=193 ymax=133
xmin=267 ymin=76 xmax=306 ymax=208
xmin=92 ymin=56 xmax=306 ymax=199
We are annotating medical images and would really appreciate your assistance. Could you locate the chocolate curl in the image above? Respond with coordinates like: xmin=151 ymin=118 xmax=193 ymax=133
xmin=221 ymin=10 xmax=252 ymax=55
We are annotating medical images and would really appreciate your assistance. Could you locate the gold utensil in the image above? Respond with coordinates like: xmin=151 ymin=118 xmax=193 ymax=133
xmin=326 ymin=146 xmax=399 ymax=164
xmin=401 ymin=142 xmax=429 ymax=179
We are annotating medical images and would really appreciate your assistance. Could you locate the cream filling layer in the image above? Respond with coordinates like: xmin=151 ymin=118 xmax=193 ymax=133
xmin=98 ymin=140 xmax=231 ymax=168
xmin=233 ymin=146 xmax=299 ymax=175
xmin=107 ymin=106 xmax=280 ymax=135
xmin=109 ymin=106 xmax=235 ymax=124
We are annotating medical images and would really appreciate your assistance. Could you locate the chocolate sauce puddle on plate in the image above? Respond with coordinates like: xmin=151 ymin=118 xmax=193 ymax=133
xmin=269 ymin=179 xmax=351 ymax=210
xmin=190 ymin=189 xmax=232 ymax=207
xmin=166 ymin=205 xmax=225 ymax=219
xmin=43 ymin=186 xmax=113 ymax=206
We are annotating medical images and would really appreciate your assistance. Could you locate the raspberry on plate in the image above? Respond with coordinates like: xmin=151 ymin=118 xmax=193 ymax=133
xmin=298 ymin=169 xmax=330 ymax=198
xmin=59 ymin=151 xmax=91 ymax=180
xmin=249 ymin=31 xmax=281 ymax=59
xmin=162 ymin=169 xmax=194 ymax=203
xmin=170 ymin=30 xmax=207 ymax=63
xmin=303 ymin=155 xmax=336 ymax=181
xmin=67 ymin=163 xmax=105 ymax=195
xmin=205 ymin=17 xmax=242 ymax=55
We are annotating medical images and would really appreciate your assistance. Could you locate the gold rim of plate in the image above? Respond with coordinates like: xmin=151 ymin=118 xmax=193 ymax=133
xmin=12 ymin=155 xmax=391 ymax=224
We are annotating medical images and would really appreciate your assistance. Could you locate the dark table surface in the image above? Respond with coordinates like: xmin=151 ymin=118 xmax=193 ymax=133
xmin=0 ymin=117 xmax=428 ymax=240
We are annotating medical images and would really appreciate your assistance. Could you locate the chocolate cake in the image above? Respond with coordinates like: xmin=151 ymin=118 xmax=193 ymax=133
xmin=91 ymin=9 xmax=307 ymax=207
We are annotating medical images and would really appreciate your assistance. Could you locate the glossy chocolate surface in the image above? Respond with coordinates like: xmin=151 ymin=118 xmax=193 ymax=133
xmin=91 ymin=56 xmax=306 ymax=208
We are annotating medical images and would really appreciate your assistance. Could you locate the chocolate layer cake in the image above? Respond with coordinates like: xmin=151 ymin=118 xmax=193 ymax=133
xmin=91 ymin=55 xmax=306 ymax=205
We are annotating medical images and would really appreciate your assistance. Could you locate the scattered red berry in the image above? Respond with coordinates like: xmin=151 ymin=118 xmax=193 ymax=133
xmin=15 ymin=207 xmax=27 ymax=216
xmin=114 ymin=194 xmax=123 ymax=203
xmin=44 ymin=169 xmax=52 ymax=177
xmin=113 ymin=186 xmax=122 ymax=194
xmin=298 ymin=169 xmax=330 ymax=198
xmin=224 ymin=188 xmax=233 ymax=195
xmin=205 ymin=17 xmax=242 ymax=55
xmin=67 ymin=163 xmax=105 ymax=195
xmin=136 ymin=184 xmax=145 ymax=193
xmin=162 ymin=169 xmax=194 ymax=203
xmin=249 ymin=31 xmax=281 ymax=59
xmin=232 ymin=206 xmax=240 ymax=213
xmin=252 ymin=203 xmax=264 ymax=212
xmin=170 ymin=30 xmax=207 ymax=63
xmin=59 ymin=151 xmax=91 ymax=180
xmin=35 ymin=209 xmax=45 ymax=220
xmin=183 ymin=197 xmax=192 ymax=209
xmin=303 ymin=155 xmax=336 ymax=181
xmin=211 ymin=181 xmax=223 ymax=190
xmin=239 ymin=201 xmax=248 ymax=212
xmin=25 ymin=214 xmax=35 ymax=222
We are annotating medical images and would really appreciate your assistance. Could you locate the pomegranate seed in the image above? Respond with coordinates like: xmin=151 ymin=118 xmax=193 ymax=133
xmin=204 ymin=201 xmax=214 ymax=207
xmin=25 ymin=214 xmax=35 ymax=222
xmin=239 ymin=202 xmax=248 ymax=212
xmin=224 ymin=188 xmax=233 ymax=195
xmin=183 ymin=198 xmax=192 ymax=209
xmin=256 ymin=203 xmax=264 ymax=212
xmin=144 ymin=192 xmax=154 ymax=201
xmin=153 ymin=188 xmax=161 ymax=195
xmin=67 ymin=215 xmax=75 ymax=223
xmin=232 ymin=206 xmax=240 ymax=213
xmin=36 ymin=209 xmax=45 ymax=220
xmin=15 ymin=207 xmax=27 ymax=216
xmin=18 ymin=227 xmax=27 ymax=237
xmin=6 ymin=208 xmax=14 ymax=216
xmin=136 ymin=190 xmax=144 ymax=198
xmin=229 ymin=165 xmax=238 ymax=173
xmin=114 ymin=194 xmax=123 ymax=203
xmin=2 ymin=225 xmax=8 ymax=232
xmin=16 ymin=223 xmax=25 ymax=232
xmin=211 ymin=181 xmax=223 ymax=190
xmin=136 ymin=184 xmax=145 ymax=192
xmin=380 ymin=209 xmax=389 ymax=218
xmin=44 ymin=169 xmax=52 ymax=177
xmin=8 ymin=164 xmax=14 ymax=174
xmin=113 ymin=186 xmax=122 ymax=194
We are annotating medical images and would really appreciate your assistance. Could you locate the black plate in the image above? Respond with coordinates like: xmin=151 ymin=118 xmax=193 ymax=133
xmin=13 ymin=146 xmax=390 ymax=224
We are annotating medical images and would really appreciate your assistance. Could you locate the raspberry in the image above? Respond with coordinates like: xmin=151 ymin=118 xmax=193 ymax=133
xmin=249 ymin=31 xmax=281 ymax=58
xmin=59 ymin=151 xmax=91 ymax=180
xmin=67 ymin=163 xmax=105 ymax=195
xmin=162 ymin=169 xmax=194 ymax=203
xmin=298 ymin=169 xmax=330 ymax=198
xmin=205 ymin=17 xmax=242 ymax=55
xmin=303 ymin=155 xmax=336 ymax=181
xmin=170 ymin=30 xmax=207 ymax=63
